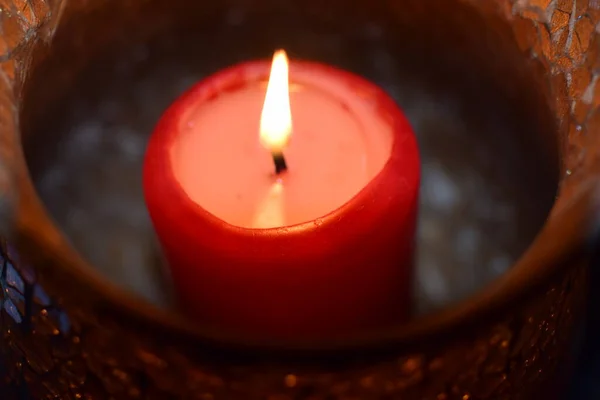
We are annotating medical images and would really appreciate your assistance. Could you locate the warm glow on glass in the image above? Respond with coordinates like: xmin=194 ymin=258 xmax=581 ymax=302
xmin=260 ymin=50 xmax=292 ymax=154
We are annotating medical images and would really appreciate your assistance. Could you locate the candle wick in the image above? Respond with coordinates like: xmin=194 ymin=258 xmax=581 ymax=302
xmin=273 ymin=152 xmax=288 ymax=175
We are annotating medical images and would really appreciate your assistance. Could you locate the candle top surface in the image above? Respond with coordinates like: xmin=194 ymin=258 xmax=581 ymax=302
xmin=170 ymin=62 xmax=393 ymax=229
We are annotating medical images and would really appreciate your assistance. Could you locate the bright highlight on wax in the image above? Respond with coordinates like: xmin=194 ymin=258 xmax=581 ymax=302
xmin=260 ymin=50 xmax=292 ymax=155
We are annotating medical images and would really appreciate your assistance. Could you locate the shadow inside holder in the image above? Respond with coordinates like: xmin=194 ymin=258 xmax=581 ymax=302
xmin=19 ymin=0 xmax=559 ymax=318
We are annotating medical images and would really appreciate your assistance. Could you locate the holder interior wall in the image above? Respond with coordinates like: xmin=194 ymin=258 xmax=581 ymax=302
xmin=0 ymin=0 xmax=598 ymax=399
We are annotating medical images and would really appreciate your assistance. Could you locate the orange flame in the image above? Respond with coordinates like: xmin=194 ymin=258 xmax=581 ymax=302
xmin=259 ymin=50 xmax=292 ymax=154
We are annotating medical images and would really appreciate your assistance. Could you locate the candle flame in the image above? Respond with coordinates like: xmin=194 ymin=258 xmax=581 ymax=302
xmin=260 ymin=50 xmax=292 ymax=154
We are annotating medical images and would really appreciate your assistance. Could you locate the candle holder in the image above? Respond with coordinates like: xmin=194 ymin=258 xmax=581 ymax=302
xmin=0 ymin=0 xmax=597 ymax=398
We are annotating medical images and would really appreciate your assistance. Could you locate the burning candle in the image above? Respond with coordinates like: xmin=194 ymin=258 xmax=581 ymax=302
xmin=143 ymin=50 xmax=420 ymax=339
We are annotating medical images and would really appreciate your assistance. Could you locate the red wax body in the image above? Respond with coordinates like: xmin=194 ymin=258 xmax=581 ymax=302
xmin=143 ymin=60 xmax=420 ymax=339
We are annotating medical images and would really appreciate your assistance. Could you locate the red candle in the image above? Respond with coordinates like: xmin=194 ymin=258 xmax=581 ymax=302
xmin=143 ymin=50 xmax=420 ymax=339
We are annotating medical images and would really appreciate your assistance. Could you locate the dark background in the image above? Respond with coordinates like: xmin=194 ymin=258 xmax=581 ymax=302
xmin=569 ymin=249 xmax=599 ymax=399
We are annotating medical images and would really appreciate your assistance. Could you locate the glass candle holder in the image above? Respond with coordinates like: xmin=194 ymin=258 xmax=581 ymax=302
xmin=0 ymin=0 xmax=596 ymax=398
